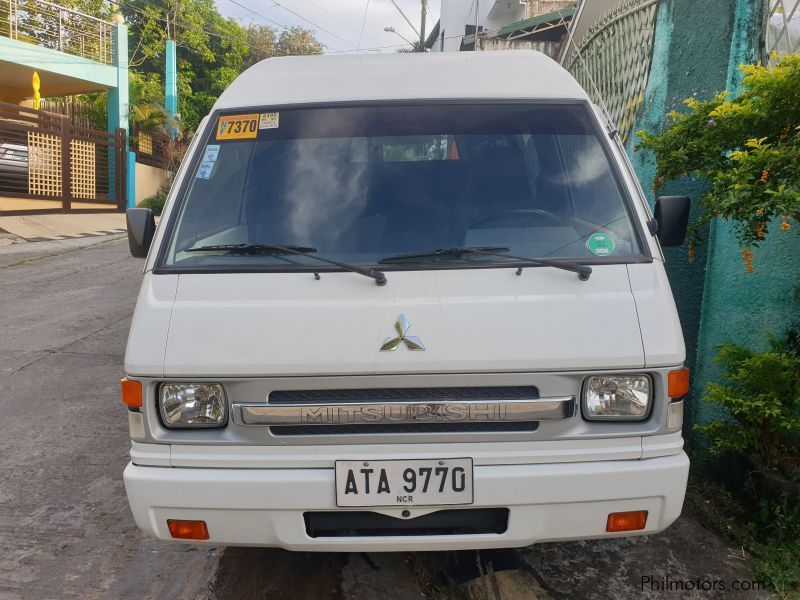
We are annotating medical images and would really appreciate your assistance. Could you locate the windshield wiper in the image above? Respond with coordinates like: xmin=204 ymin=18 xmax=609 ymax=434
xmin=475 ymin=249 xmax=591 ymax=280
xmin=187 ymin=243 xmax=317 ymax=255
xmin=186 ymin=243 xmax=387 ymax=286
xmin=378 ymin=246 xmax=510 ymax=263
xmin=380 ymin=246 xmax=591 ymax=280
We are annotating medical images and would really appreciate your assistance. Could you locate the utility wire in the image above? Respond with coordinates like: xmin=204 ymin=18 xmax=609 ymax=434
xmin=329 ymin=25 xmax=499 ymax=54
xmin=389 ymin=0 xmax=420 ymax=38
xmin=109 ymin=0 xmax=463 ymax=56
xmin=109 ymin=0 xmax=255 ymax=51
xmin=357 ymin=0 xmax=370 ymax=50
xmin=227 ymin=0 xmax=352 ymax=53
xmin=305 ymin=0 xmax=383 ymax=48
xmin=306 ymin=0 xmax=365 ymax=34
xmin=226 ymin=0 xmax=291 ymax=32
xmin=267 ymin=0 xmax=361 ymax=49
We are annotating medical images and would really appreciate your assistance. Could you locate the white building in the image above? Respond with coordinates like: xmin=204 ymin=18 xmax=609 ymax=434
xmin=427 ymin=0 xmax=574 ymax=55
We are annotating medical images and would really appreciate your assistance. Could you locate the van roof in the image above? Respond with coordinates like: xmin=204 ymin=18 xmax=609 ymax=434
xmin=213 ymin=50 xmax=589 ymax=110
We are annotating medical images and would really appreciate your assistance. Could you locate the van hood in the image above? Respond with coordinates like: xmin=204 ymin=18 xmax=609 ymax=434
xmin=125 ymin=265 xmax=661 ymax=378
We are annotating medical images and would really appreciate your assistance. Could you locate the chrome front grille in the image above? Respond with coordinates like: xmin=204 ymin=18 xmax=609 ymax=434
xmin=231 ymin=386 xmax=575 ymax=436
xmin=268 ymin=386 xmax=539 ymax=403
xmin=270 ymin=421 xmax=540 ymax=436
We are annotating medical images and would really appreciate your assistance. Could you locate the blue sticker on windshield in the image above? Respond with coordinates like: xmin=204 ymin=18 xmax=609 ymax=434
xmin=202 ymin=144 xmax=220 ymax=162
xmin=196 ymin=160 xmax=215 ymax=180
xmin=196 ymin=145 xmax=220 ymax=179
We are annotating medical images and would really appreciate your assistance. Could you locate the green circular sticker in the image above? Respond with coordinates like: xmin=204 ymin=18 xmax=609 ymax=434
xmin=586 ymin=233 xmax=615 ymax=256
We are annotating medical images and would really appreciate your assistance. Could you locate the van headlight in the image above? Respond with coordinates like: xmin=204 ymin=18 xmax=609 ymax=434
xmin=582 ymin=375 xmax=652 ymax=420
xmin=159 ymin=383 xmax=228 ymax=428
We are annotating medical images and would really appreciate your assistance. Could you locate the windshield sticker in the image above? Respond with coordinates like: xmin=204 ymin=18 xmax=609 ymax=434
xmin=196 ymin=160 xmax=216 ymax=180
xmin=259 ymin=112 xmax=279 ymax=129
xmin=202 ymin=144 xmax=220 ymax=162
xmin=586 ymin=233 xmax=615 ymax=256
xmin=216 ymin=114 xmax=259 ymax=140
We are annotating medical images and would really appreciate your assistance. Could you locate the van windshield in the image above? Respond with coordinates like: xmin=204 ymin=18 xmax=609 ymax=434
xmin=162 ymin=103 xmax=645 ymax=271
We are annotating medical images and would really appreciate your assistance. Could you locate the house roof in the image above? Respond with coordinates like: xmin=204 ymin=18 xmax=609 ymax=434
xmin=214 ymin=50 xmax=589 ymax=110
xmin=424 ymin=20 xmax=440 ymax=50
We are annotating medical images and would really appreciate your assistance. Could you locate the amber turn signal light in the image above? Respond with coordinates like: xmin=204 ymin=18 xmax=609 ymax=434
xmin=606 ymin=510 xmax=648 ymax=532
xmin=167 ymin=519 xmax=209 ymax=540
xmin=668 ymin=367 xmax=689 ymax=398
xmin=120 ymin=378 xmax=142 ymax=408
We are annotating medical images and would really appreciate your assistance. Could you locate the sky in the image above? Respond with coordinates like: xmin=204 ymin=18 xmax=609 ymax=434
xmin=217 ymin=0 xmax=442 ymax=54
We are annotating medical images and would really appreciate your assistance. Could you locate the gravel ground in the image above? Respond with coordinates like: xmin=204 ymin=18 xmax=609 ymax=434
xmin=0 ymin=235 xmax=769 ymax=600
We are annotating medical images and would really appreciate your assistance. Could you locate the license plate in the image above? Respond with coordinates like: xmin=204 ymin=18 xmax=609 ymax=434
xmin=335 ymin=458 xmax=474 ymax=507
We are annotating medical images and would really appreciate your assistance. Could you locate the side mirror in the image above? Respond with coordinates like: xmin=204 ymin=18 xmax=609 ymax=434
xmin=126 ymin=208 xmax=156 ymax=258
xmin=653 ymin=196 xmax=690 ymax=247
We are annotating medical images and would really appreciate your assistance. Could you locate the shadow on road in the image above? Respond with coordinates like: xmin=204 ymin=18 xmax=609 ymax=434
xmin=211 ymin=547 xmax=540 ymax=600
xmin=213 ymin=549 xmax=348 ymax=599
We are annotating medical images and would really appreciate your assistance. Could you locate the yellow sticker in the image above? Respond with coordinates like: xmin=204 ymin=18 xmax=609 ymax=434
xmin=216 ymin=114 xmax=259 ymax=140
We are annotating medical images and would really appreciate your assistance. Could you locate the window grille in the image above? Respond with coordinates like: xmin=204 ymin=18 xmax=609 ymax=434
xmin=27 ymin=131 xmax=62 ymax=196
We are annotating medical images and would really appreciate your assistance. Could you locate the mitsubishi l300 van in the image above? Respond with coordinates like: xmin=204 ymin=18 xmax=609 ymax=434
xmin=121 ymin=51 xmax=691 ymax=551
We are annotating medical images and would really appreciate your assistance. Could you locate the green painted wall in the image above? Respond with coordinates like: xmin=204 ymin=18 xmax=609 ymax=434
xmin=107 ymin=24 xmax=130 ymax=134
xmin=625 ymin=0 xmax=739 ymax=427
xmin=692 ymin=0 xmax=800 ymax=424
xmin=628 ymin=0 xmax=800 ymax=429
xmin=0 ymin=36 xmax=118 ymax=89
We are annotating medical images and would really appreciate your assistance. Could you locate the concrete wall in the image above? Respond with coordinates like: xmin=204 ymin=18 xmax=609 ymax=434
xmin=692 ymin=0 xmax=799 ymax=424
xmin=525 ymin=0 xmax=574 ymax=17
xmin=480 ymin=37 xmax=562 ymax=57
xmin=626 ymin=0 xmax=799 ymax=428
xmin=135 ymin=162 xmax=170 ymax=204
xmin=626 ymin=0 xmax=738 ymax=427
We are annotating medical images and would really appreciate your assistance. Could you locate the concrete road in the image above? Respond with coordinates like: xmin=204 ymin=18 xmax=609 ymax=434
xmin=0 ymin=236 xmax=767 ymax=600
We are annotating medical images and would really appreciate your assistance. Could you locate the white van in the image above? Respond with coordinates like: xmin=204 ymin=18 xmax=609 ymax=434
xmin=121 ymin=51 xmax=691 ymax=551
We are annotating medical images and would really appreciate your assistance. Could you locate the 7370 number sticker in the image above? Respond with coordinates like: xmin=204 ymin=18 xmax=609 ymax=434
xmin=216 ymin=113 xmax=259 ymax=140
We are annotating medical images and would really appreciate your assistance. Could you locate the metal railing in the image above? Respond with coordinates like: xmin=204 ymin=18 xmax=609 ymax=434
xmin=766 ymin=0 xmax=800 ymax=58
xmin=564 ymin=0 xmax=658 ymax=143
xmin=0 ymin=100 xmax=126 ymax=211
xmin=131 ymin=123 xmax=170 ymax=170
xmin=0 ymin=0 xmax=115 ymax=64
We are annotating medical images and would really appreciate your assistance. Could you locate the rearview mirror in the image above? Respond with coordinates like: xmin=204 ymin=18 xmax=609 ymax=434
xmin=126 ymin=208 xmax=156 ymax=258
xmin=654 ymin=196 xmax=690 ymax=247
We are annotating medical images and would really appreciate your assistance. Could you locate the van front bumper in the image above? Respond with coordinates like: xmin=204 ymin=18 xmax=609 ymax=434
xmin=123 ymin=451 xmax=689 ymax=551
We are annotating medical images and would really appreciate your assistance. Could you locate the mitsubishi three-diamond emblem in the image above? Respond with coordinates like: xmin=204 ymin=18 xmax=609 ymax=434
xmin=380 ymin=314 xmax=425 ymax=351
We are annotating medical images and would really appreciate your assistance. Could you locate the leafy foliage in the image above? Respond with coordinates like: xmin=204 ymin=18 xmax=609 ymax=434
xmin=12 ymin=1 xmax=323 ymax=135
xmin=243 ymin=25 xmax=324 ymax=70
xmin=118 ymin=1 xmax=322 ymax=132
xmin=687 ymin=476 xmax=800 ymax=598
xmin=694 ymin=338 xmax=800 ymax=474
xmin=73 ymin=71 xmax=172 ymax=137
xmin=636 ymin=54 xmax=800 ymax=260
xmin=138 ymin=179 xmax=172 ymax=215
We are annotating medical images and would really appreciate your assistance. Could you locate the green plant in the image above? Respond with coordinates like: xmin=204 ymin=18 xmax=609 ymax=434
xmin=687 ymin=476 xmax=800 ymax=598
xmin=694 ymin=338 xmax=800 ymax=474
xmin=751 ymin=539 xmax=800 ymax=599
xmin=685 ymin=474 xmax=757 ymax=547
xmin=138 ymin=179 xmax=172 ymax=215
xmin=636 ymin=54 xmax=800 ymax=270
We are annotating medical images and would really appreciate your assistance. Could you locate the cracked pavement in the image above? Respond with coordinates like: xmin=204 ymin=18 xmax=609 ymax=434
xmin=0 ymin=235 xmax=769 ymax=599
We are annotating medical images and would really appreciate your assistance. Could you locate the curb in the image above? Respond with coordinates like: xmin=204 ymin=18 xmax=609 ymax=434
xmin=22 ymin=228 xmax=127 ymax=242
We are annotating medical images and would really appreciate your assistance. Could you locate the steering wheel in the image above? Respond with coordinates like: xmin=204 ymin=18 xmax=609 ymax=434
xmin=464 ymin=209 xmax=563 ymax=234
